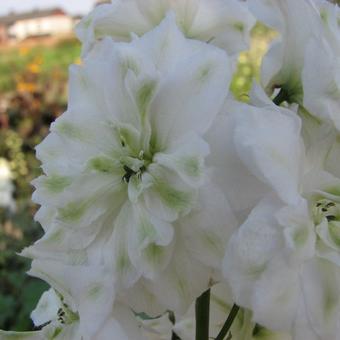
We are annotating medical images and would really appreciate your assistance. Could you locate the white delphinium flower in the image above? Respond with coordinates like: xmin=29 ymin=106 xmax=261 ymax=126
xmin=24 ymin=15 xmax=236 ymax=314
xmin=0 ymin=260 xmax=144 ymax=340
xmin=250 ymin=0 xmax=340 ymax=132
xmin=302 ymin=1 xmax=340 ymax=131
xmin=0 ymin=158 xmax=16 ymax=212
xmin=223 ymin=87 xmax=340 ymax=339
xmin=76 ymin=0 xmax=256 ymax=57
xmin=249 ymin=0 xmax=323 ymax=103
xmin=0 ymin=259 xmax=153 ymax=340
xmin=1 ymin=288 xmax=80 ymax=340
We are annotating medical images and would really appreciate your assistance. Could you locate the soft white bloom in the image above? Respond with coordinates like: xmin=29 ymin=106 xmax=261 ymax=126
xmin=0 ymin=260 xmax=146 ymax=340
xmin=223 ymin=88 xmax=340 ymax=339
xmin=302 ymin=1 xmax=340 ymax=131
xmin=24 ymin=15 xmax=236 ymax=314
xmin=249 ymin=0 xmax=323 ymax=103
xmin=0 ymin=158 xmax=16 ymax=212
xmin=251 ymin=0 xmax=340 ymax=132
xmin=76 ymin=0 xmax=256 ymax=57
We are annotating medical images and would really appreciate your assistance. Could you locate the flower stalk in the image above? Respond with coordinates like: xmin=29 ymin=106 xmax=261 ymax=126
xmin=195 ymin=289 xmax=211 ymax=340
xmin=215 ymin=304 xmax=240 ymax=340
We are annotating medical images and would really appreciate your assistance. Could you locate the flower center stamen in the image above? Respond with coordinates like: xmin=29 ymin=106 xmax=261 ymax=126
xmin=56 ymin=303 xmax=79 ymax=325
xmin=121 ymin=150 xmax=150 ymax=183
xmin=313 ymin=199 xmax=340 ymax=225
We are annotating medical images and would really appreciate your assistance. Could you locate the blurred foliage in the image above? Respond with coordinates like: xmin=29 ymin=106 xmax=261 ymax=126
xmin=0 ymin=25 xmax=274 ymax=331
xmin=0 ymin=38 xmax=80 ymax=94
xmin=0 ymin=204 xmax=47 ymax=331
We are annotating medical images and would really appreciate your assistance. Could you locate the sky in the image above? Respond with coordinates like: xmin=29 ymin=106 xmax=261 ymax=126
xmin=0 ymin=0 xmax=97 ymax=16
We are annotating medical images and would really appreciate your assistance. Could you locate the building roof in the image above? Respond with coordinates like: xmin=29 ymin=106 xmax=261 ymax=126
xmin=0 ymin=8 xmax=67 ymax=26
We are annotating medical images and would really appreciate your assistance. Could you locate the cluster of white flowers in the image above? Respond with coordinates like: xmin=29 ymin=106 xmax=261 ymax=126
xmin=1 ymin=0 xmax=340 ymax=339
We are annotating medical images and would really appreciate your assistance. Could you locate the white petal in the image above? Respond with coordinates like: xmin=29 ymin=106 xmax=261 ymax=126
xmin=192 ymin=0 xmax=256 ymax=55
xmin=147 ymin=25 xmax=231 ymax=149
xmin=180 ymin=182 xmax=237 ymax=269
xmin=301 ymin=259 xmax=340 ymax=339
xmin=233 ymin=102 xmax=303 ymax=205
xmin=28 ymin=260 xmax=115 ymax=340
xmin=251 ymin=256 xmax=300 ymax=331
xmin=21 ymin=222 xmax=92 ymax=265
xmin=30 ymin=289 xmax=62 ymax=327
xmin=144 ymin=165 xmax=196 ymax=222
xmin=223 ymin=196 xmax=284 ymax=310
xmin=205 ymin=107 xmax=269 ymax=213
xmin=76 ymin=2 xmax=150 ymax=56
xmin=106 ymin=202 xmax=141 ymax=290
xmin=55 ymin=172 xmax=124 ymax=230
xmin=154 ymin=132 xmax=209 ymax=188
xmin=145 ymin=238 xmax=213 ymax=314
xmin=251 ymin=0 xmax=323 ymax=95
xmin=303 ymin=38 xmax=340 ymax=131
xmin=127 ymin=204 xmax=174 ymax=279
xmin=277 ymin=201 xmax=316 ymax=261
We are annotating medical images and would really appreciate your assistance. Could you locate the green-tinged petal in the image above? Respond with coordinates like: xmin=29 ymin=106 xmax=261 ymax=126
xmin=56 ymin=173 xmax=124 ymax=229
xmin=28 ymin=259 xmax=115 ymax=340
xmin=301 ymin=259 xmax=340 ymax=339
xmin=128 ymin=204 xmax=174 ymax=279
xmin=148 ymin=30 xmax=231 ymax=149
xmin=154 ymin=133 xmax=209 ymax=187
xmin=107 ymin=202 xmax=140 ymax=289
xmin=32 ymin=175 xmax=72 ymax=205
xmin=144 ymin=165 xmax=196 ymax=222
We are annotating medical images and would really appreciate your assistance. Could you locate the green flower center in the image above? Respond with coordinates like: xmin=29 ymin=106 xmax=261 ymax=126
xmin=313 ymin=199 xmax=340 ymax=225
xmin=57 ymin=303 xmax=79 ymax=325
xmin=120 ymin=150 xmax=152 ymax=184
xmin=111 ymin=124 xmax=154 ymax=184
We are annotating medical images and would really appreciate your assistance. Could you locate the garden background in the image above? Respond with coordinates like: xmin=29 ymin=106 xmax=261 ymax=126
xmin=0 ymin=18 xmax=276 ymax=332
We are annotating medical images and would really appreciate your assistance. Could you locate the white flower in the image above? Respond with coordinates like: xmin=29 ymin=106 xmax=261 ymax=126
xmin=302 ymin=1 xmax=340 ymax=131
xmin=29 ymin=259 xmax=116 ymax=340
xmin=251 ymin=0 xmax=340 ymax=132
xmin=0 ymin=260 xmax=146 ymax=340
xmin=76 ymin=0 xmax=255 ymax=57
xmin=249 ymin=0 xmax=323 ymax=103
xmin=24 ymin=15 xmax=236 ymax=314
xmin=0 ymin=158 xmax=16 ymax=212
xmin=223 ymin=88 xmax=340 ymax=338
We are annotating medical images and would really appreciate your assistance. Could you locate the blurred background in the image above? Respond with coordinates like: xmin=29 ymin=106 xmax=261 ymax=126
xmin=0 ymin=0 xmax=279 ymax=332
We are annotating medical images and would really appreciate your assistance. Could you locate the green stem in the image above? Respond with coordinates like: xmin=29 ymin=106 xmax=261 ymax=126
xmin=172 ymin=332 xmax=181 ymax=340
xmin=195 ymin=289 xmax=211 ymax=340
xmin=215 ymin=304 xmax=240 ymax=340
xmin=273 ymin=88 xmax=287 ymax=106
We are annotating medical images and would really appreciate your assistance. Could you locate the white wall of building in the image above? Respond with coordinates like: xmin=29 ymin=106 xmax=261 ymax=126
xmin=8 ymin=15 xmax=74 ymax=40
